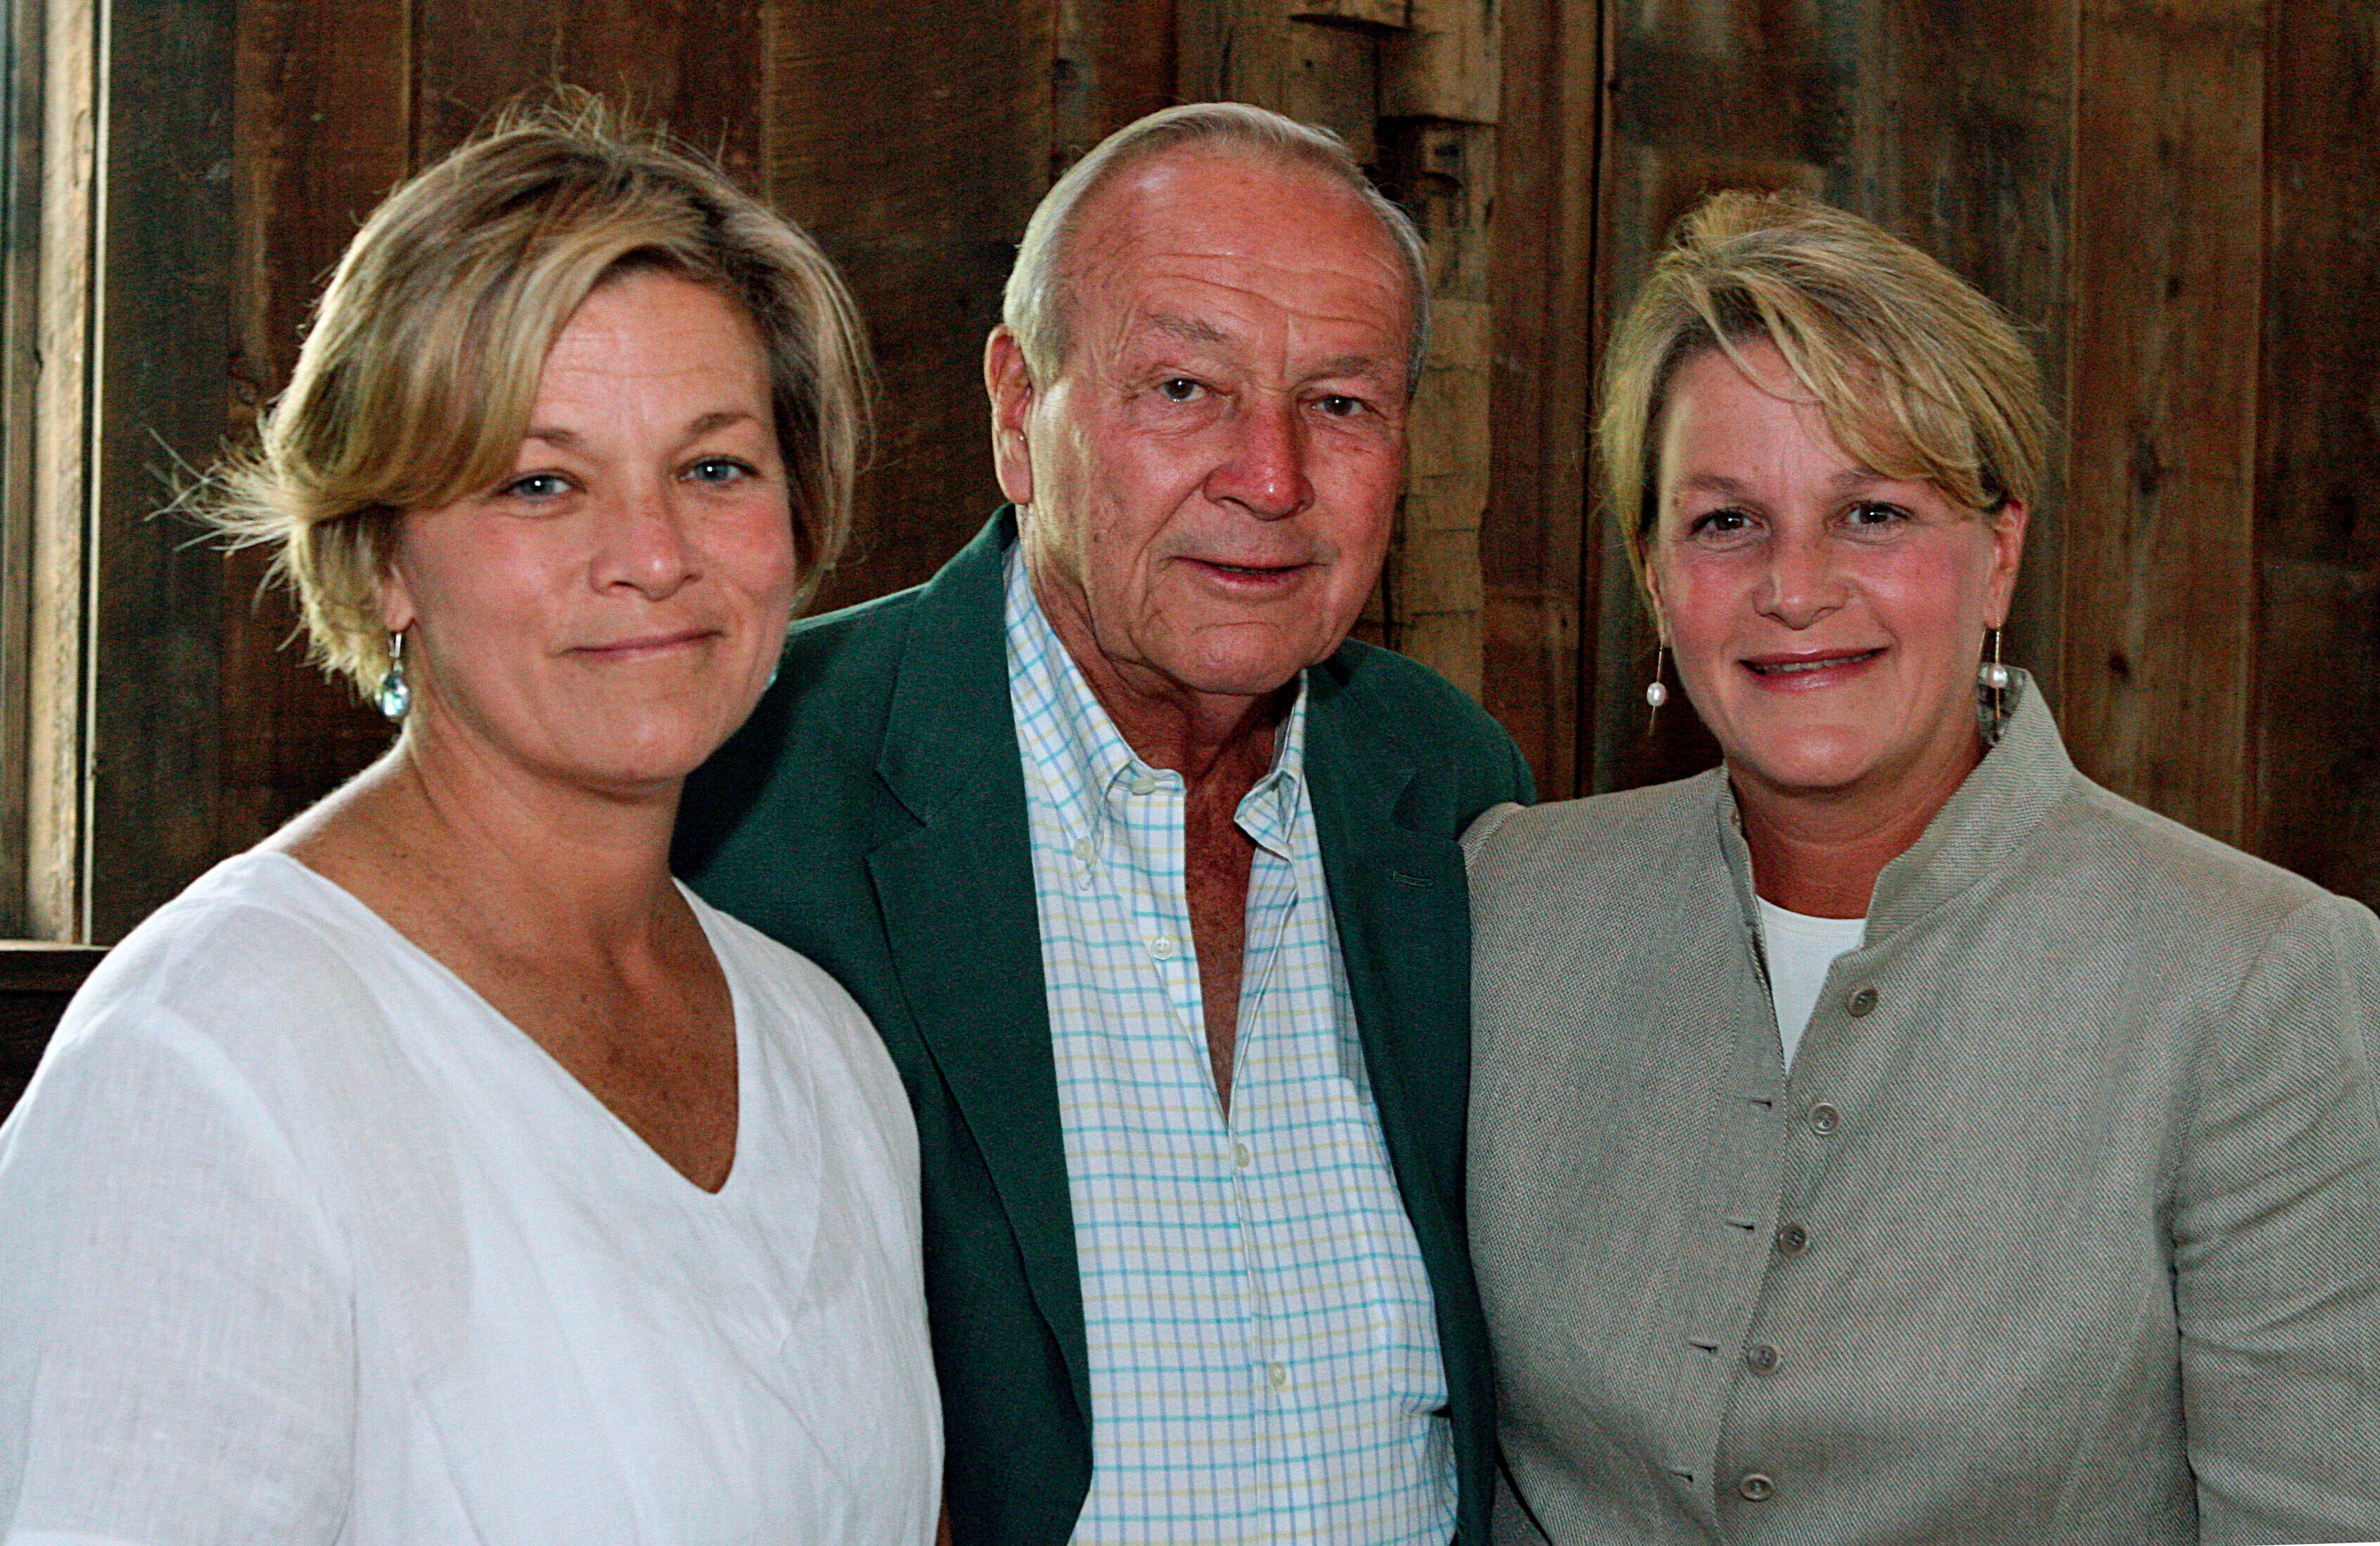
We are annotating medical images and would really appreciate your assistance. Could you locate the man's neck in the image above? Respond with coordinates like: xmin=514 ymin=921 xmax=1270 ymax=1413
xmin=1027 ymin=564 xmax=1292 ymax=795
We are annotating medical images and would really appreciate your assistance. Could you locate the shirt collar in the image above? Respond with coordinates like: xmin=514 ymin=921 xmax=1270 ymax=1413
xmin=1003 ymin=545 xmax=1310 ymax=855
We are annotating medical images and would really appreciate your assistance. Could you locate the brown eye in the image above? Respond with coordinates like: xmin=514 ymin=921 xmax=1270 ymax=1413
xmin=1157 ymin=378 xmax=1205 ymax=403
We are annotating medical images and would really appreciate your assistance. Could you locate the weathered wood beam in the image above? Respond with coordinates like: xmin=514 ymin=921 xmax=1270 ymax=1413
xmin=2249 ymin=0 xmax=2378 ymax=900
xmin=2061 ymin=0 xmax=2263 ymax=844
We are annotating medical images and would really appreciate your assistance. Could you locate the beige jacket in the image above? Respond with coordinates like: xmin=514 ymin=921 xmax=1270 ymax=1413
xmin=1465 ymin=678 xmax=2380 ymax=1545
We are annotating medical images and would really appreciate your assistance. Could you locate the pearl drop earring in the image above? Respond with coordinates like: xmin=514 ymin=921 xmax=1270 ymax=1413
xmin=1645 ymin=644 xmax=1670 ymax=711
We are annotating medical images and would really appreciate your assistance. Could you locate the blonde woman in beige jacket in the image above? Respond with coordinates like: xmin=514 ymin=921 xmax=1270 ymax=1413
xmin=1466 ymin=191 xmax=2380 ymax=1546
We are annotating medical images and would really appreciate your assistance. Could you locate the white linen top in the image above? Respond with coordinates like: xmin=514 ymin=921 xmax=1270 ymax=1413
xmin=1754 ymin=897 xmax=1867 ymax=1070
xmin=0 ymin=851 xmax=940 ymax=1545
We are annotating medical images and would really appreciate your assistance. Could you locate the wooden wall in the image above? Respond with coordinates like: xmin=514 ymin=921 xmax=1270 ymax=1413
xmin=37 ymin=0 xmax=2380 ymax=956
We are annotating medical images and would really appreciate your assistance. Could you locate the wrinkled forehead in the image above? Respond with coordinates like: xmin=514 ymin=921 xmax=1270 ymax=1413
xmin=1062 ymin=151 xmax=1414 ymax=359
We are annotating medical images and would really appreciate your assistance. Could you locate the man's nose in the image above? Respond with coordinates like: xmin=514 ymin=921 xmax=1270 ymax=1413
xmin=593 ymin=480 xmax=698 ymax=599
xmin=1204 ymin=395 xmax=1311 ymax=519
xmin=1754 ymin=525 xmax=1846 ymax=628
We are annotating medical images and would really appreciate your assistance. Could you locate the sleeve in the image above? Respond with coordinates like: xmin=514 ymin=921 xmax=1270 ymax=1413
xmin=2171 ymin=894 xmax=2380 ymax=1545
xmin=0 ymin=1001 xmax=355 ymax=1545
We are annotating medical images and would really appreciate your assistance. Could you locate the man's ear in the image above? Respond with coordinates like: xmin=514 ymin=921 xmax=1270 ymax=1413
xmin=984 ymin=326 xmax=1036 ymax=508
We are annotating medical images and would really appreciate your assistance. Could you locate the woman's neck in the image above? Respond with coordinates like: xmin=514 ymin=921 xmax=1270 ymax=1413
xmin=268 ymin=713 xmax=685 ymax=967
xmin=1734 ymin=736 xmax=1983 ymax=919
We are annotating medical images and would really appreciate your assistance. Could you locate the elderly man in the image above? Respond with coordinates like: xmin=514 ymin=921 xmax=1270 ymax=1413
xmin=679 ymin=102 xmax=1530 ymax=1544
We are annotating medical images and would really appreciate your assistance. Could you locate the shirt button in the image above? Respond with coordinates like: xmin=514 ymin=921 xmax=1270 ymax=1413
xmin=1845 ymin=985 xmax=1879 ymax=1016
xmin=1072 ymin=837 xmax=1096 ymax=864
xmin=1745 ymin=1343 xmax=1781 ymax=1374
xmin=1267 ymin=1362 xmax=1289 ymax=1389
xmin=1130 ymin=773 xmax=1158 ymax=796
xmin=1776 ymin=1222 xmax=1809 ymax=1257
xmin=1739 ymin=1472 xmax=1776 ymax=1501
xmin=1808 ymin=1102 xmax=1841 ymax=1135
xmin=1148 ymin=935 xmax=1177 ymax=960
xmin=1233 ymin=1142 xmax=1252 ymax=1169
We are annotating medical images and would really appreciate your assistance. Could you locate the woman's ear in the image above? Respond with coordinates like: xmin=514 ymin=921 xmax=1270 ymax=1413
xmin=1641 ymin=548 xmax=1671 ymax=646
xmin=1984 ymin=498 xmax=2029 ymax=628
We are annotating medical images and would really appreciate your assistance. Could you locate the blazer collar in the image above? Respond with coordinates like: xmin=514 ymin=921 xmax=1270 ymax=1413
xmin=875 ymin=507 xmax=1021 ymax=824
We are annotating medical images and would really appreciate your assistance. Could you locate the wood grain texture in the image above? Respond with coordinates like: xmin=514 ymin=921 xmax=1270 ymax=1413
xmin=770 ymin=0 xmax=1055 ymax=610
xmin=2061 ymin=0 xmax=2263 ymax=844
xmin=413 ymin=0 xmax=763 ymax=182
xmin=86 ymin=0 xmax=237 ymax=942
xmin=0 ymin=0 xmax=48 ymax=933
xmin=2250 ymin=0 xmax=2379 ymax=900
xmin=1481 ymin=0 xmax=1597 ymax=797
xmin=1380 ymin=115 xmax=1492 ymax=697
xmin=23 ymin=0 xmax=99 ymax=940
xmin=1056 ymin=0 xmax=1179 ymax=174
xmin=221 ymin=0 xmax=412 ymax=855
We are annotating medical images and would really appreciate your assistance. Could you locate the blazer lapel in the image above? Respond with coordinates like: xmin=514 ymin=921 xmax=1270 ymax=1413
xmin=865 ymin=512 xmax=1091 ymax=1423
xmin=1303 ymin=682 xmax=1473 ymax=1223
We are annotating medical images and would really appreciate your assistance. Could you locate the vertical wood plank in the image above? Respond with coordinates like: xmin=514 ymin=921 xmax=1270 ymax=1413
xmin=413 ymin=0 xmax=764 ymax=183
xmin=86 ymin=0 xmax=238 ymax=941
xmin=2250 ymin=0 xmax=2379 ymax=900
xmin=0 ymin=0 xmax=51 ymax=933
xmin=1054 ymin=0 xmax=1179 ymax=173
xmin=1481 ymin=0 xmax=1598 ymax=797
xmin=22 ymin=0 xmax=97 ymax=939
xmin=2061 ymin=0 xmax=2263 ymax=843
xmin=220 ymin=0 xmax=413 ymax=855
xmin=767 ymin=0 xmax=1056 ymax=608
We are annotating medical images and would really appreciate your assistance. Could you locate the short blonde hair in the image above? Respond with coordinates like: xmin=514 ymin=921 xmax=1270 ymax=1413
xmin=1003 ymin=101 xmax=1432 ymax=393
xmin=1598 ymin=190 xmax=2048 ymax=587
xmin=205 ymin=95 xmax=873 ymax=700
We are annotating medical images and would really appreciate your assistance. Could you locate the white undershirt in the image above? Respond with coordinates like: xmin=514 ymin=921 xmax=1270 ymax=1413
xmin=1757 ymin=897 xmax=1868 ymax=1070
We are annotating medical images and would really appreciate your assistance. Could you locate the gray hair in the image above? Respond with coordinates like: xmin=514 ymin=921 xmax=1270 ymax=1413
xmin=1002 ymin=101 xmax=1433 ymax=394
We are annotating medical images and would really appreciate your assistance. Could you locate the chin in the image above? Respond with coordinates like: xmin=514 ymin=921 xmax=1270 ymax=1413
xmin=542 ymin=711 xmax=731 ymax=790
xmin=1726 ymin=729 xmax=1888 ymax=797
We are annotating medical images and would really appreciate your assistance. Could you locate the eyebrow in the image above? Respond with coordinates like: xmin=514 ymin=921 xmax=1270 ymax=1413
xmin=1136 ymin=311 xmax=1230 ymax=345
xmin=522 ymin=408 xmax=759 ymax=448
xmin=1670 ymin=467 xmax=1889 ymax=502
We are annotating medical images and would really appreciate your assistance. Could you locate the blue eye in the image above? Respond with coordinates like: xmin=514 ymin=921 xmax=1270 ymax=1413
xmin=503 ymin=472 xmax=571 ymax=500
xmin=1317 ymin=395 xmax=1365 ymax=418
xmin=685 ymin=457 xmax=752 ymax=486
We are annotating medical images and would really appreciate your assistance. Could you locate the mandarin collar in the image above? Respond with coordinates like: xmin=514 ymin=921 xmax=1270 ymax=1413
xmin=1711 ymin=670 xmax=2077 ymax=941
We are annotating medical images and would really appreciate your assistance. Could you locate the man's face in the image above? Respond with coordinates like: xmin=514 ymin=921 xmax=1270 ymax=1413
xmin=989 ymin=150 xmax=1414 ymax=705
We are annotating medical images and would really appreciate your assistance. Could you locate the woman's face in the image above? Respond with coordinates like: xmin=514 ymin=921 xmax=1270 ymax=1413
xmin=1646 ymin=338 xmax=2025 ymax=810
xmin=381 ymin=269 xmax=796 ymax=794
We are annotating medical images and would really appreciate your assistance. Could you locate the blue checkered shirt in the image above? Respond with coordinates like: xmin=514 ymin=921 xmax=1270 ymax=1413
xmin=1003 ymin=551 xmax=1455 ymax=1544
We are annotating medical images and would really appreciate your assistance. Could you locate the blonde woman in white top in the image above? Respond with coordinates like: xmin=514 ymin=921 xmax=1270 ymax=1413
xmin=0 ymin=102 xmax=939 ymax=1542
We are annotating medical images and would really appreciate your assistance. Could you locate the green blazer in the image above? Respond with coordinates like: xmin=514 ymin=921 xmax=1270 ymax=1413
xmin=676 ymin=510 xmax=1533 ymax=1545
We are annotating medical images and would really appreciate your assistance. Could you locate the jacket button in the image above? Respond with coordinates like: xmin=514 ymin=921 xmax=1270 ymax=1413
xmin=1845 ymin=985 xmax=1878 ymax=1016
xmin=1745 ymin=1343 xmax=1781 ymax=1374
xmin=1808 ymin=1103 xmax=1841 ymax=1135
xmin=1739 ymin=1472 xmax=1776 ymax=1501
xmin=1776 ymin=1222 xmax=1809 ymax=1256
